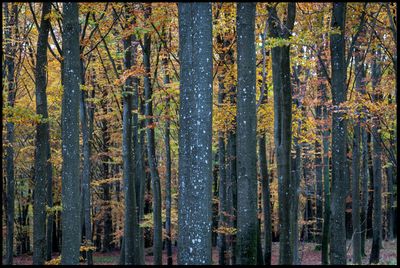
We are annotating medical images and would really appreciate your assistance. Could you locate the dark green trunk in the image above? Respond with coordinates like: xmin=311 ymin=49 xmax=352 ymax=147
xmin=177 ymin=3 xmax=213 ymax=264
xmin=61 ymin=2 xmax=81 ymax=264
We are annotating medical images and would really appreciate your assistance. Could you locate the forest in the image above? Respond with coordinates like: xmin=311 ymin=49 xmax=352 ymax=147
xmin=1 ymin=2 xmax=397 ymax=266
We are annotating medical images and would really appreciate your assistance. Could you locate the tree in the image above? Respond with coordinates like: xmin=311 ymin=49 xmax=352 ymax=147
xmin=177 ymin=2 xmax=213 ymax=265
xmin=3 ymin=3 xmax=18 ymax=265
xmin=142 ymin=4 xmax=162 ymax=264
xmin=60 ymin=2 xmax=81 ymax=264
xmin=122 ymin=4 xmax=138 ymax=265
xmin=235 ymin=2 xmax=257 ymax=265
xmin=370 ymin=48 xmax=383 ymax=264
xmin=33 ymin=2 xmax=51 ymax=265
xmin=267 ymin=3 xmax=296 ymax=264
xmin=329 ymin=2 xmax=347 ymax=265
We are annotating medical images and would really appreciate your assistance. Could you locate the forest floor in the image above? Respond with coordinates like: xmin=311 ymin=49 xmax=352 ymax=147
xmin=10 ymin=239 xmax=397 ymax=265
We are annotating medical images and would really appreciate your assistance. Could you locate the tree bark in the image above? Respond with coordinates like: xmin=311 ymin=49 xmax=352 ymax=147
xmin=370 ymin=49 xmax=383 ymax=264
xmin=142 ymin=4 xmax=162 ymax=264
xmin=259 ymin=135 xmax=272 ymax=265
xmin=162 ymin=41 xmax=173 ymax=264
xmin=236 ymin=3 xmax=257 ymax=265
xmin=61 ymin=2 xmax=81 ymax=264
xmin=4 ymin=2 xmax=17 ymax=265
xmin=177 ymin=3 xmax=213 ymax=264
xmin=33 ymin=3 xmax=52 ymax=264
xmin=268 ymin=3 xmax=296 ymax=264
xmin=329 ymin=2 xmax=347 ymax=265
xmin=122 ymin=13 xmax=138 ymax=264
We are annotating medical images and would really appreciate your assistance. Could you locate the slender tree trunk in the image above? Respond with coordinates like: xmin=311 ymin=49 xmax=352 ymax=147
xmin=162 ymin=52 xmax=173 ymax=265
xmin=315 ymin=105 xmax=323 ymax=245
xmin=33 ymin=3 xmax=52 ymax=264
xmin=4 ymin=3 xmax=17 ymax=265
xmin=236 ymin=3 xmax=257 ymax=265
xmin=351 ymin=36 xmax=366 ymax=264
xmin=352 ymin=122 xmax=361 ymax=264
xmin=61 ymin=2 xmax=81 ymax=264
xmin=142 ymin=4 xmax=162 ymax=264
xmin=227 ymin=125 xmax=237 ymax=265
xmin=46 ymin=138 xmax=54 ymax=261
xmin=259 ymin=135 xmax=272 ymax=265
xmin=122 ymin=15 xmax=138 ymax=264
xmin=386 ymin=166 xmax=394 ymax=240
xmin=79 ymin=60 xmax=93 ymax=265
xmin=177 ymin=3 xmax=213 ymax=264
xmin=329 ymin=2 xmax=347 ymax=265
xmin=217 ymin=73 xmax=227 ymax=266
xmin=370 ymin=49 xmax=383 ymax=264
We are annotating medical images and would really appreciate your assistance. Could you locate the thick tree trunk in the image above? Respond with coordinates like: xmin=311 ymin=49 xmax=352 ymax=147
xmin=268 ymin=3 xmax=296 ymax=264
xmin=33 ymin=3 xmax=52 ymax=264
xmin=236 ymin=3 xmax=257 ymax=265
xmin=329 ymin=2 xmax=347 ymax=265
xmin=177 ymin=3 xmax=213 ymax=264
xmin=61 ymin=2 xmax=82 ymax=264
xmin=4 ymin=3 xmax=17 ymax=265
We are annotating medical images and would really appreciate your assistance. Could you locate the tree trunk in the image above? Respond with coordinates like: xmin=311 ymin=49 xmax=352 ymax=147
xmin=351 ymin=122 xmax=361 ymax=264
xmin=370 ymin=49 xmax=383 ymax=264
xmin=315 ymin=105 xmax=323 ymax=245
xmin=236 ymin=3 xmax=257 ymax=265
xmin=259 ymin=135 xmax=272 ymax=265
xmin=177 ymin=3 xmax=213 ymax=264
xmin=163 ymin=52 xmax=173 ymax=265
xmin=4 ymin=3 xmax=18 ymax=265
xmin=217 ymin=71 xmax=227 ymax=266
xmin=227 ymin=126 xmax=237 ymax=265
xmin=142 ymin=5 xmax=162 ymax=264
xmin=79 ymin=60 xmax=94 ymax=264
xmin=351 ymin=35 xmax=366 ymax=264
xmin=329 ymin=2 xmax=347 ymax=265
xmin=33 ymin=3 xmax=52 ymax=264
xmin=122 ymin=14 xmax=138 ymax=264
xmin=61 ymin=2 xmax=81 ymax=264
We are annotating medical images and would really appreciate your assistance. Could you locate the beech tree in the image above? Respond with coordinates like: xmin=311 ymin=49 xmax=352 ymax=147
xmin=235 ymin=2 xmax=257 ymax=265
xmin=60 ymin=2 xmax=81 ymax=264
xmin=177 ymin=2 xmax=213 ymax=265
xmin=329 ymin=2 xmax=347 ymax=265
xmin=33 ymin=2 xmax=51 ymax=265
